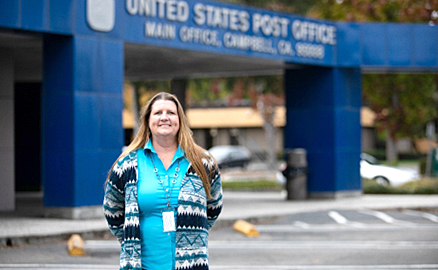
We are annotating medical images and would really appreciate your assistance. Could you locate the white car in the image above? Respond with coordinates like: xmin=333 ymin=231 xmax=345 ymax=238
xmin=276 ymin=153 xmax=420 ymax=187
xmin=360 ymin=153 xmax=420 ymax=186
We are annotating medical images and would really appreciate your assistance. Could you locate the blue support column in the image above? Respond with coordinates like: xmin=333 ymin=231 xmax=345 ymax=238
xmin=42 ymin=34 xmax=123 ymax=218
xmin=284 ymin=67 xmax=362 ymax=198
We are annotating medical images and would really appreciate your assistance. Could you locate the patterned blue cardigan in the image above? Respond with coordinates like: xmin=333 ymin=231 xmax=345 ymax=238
xmin=103 ymin=150 xmax=223 ymax=270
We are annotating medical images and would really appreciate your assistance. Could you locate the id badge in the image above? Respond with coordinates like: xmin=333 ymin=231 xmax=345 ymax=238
xmin=162 ymin=208 xmax=176 ymax=232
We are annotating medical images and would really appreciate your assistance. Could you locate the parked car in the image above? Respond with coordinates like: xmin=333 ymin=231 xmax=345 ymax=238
xmin=208 ymin=145 xmax=251 ymax=169
xmin=276 ymin=153 xmax=420 ymax=187
xmin=275 ymin=161 xmax=287 ymax=186
xmin=360 ymin=153 xmax=420 ymax=186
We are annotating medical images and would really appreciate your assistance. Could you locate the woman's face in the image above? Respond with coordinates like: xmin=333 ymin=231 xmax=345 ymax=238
xmin=149 ymin=99 xmax=180 ymax=141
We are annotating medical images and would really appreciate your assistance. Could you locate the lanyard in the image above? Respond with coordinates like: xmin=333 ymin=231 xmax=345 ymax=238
xmin=148 ymin=152 xmax=181 ymax=209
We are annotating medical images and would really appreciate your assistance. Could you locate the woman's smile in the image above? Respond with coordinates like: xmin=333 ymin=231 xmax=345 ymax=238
xmin=149 ymin=100 xmax=180 ymax=139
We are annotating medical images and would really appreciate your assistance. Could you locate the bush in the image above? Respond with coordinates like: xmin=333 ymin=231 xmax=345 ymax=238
xmin=401 ymin=178 xmax=438 ymax=194
xmin=222 ymin=180 xmax=282 ymax=191
xmin=363 ymin=179 xmax=397 ymax=194
xmin=222 ymin=178 xmax=438 ymax=194
xmin=363 ymin=178 xmax=438 ymax=194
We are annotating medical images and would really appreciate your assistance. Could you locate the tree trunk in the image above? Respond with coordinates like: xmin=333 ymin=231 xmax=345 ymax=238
xmin=386 ymin=132 xmax=398 ymax=164
xmin=386 ymin=91 xmax=399 ymax=164
xmin=265 ymin=121 xmax=276 ymax=170
xmin=261 ymin=105 xmax=276 ymax=170
xmin=171 ymin=79 xmax=187 ymax=111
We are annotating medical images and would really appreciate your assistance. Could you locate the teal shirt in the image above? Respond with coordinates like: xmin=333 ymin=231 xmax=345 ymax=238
xmin=137 ymin=141 xmax=189 ymax=270
xmin=104 ymin=148 xmax=223 ymax=270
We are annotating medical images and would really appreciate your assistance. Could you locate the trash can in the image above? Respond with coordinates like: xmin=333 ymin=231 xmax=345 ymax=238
xmin=284 ymin=148 xmax=308 ymax=200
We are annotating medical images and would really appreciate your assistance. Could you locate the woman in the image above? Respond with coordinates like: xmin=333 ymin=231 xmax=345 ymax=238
xmin=103 ymin=92 xmax=223 ymax=270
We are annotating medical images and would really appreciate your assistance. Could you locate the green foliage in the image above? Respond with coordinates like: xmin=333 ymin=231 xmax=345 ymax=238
xmin=308 ymin=0 xmax=437 ymax=23
xmin=218 ymin=0 xmax=318 ymax=15
xmin=308 ymin=0 xmax=438 ymax=155
xmin=187 ymin=78 xmax=229 ymax=107
xmin=224 ymin=178 xmax=438 ymax=194
xmin=187 ymin=75 xmax=284 ymax=108
xmin=362 ymin=74 xmax=437 ymax=140
xmin=363 ymin=178 xmax=438 ymax=194
xmin=222 ymin=180 xmax=282 ymax=190
xmin=132 ymin=80 xmax=171 ymax=108
xmin=403 ymin=178 xmax=438 ymax=194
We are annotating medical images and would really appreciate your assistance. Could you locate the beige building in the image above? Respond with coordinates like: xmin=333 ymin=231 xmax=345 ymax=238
xmin=124 ymin=106 xmax=378 ymax=158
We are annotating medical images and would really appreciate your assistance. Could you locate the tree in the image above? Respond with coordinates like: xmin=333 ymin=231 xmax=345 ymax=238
xmin=220 ymin=0 xmax=318 ymax=15
xmin=363 ymin=74 xmax=437 ymax=162
xmin=307 ymin=0 xmax=438 ymax=24
xmin=230 ymin=75 xmax=283 ymax=170
xmin=187 ymin=78 xmax=229 ymax=108
xmin=215 ymin=0 xmax=318 ymax=168
xmin=187 ymin=75 xmax=284 ymax=169
xmin=309 ymin=0 xmax=438 ymax=163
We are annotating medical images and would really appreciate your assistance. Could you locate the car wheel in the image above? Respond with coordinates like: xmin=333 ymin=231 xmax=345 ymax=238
xmin=373 ymin=176 xmax=390 ymax=185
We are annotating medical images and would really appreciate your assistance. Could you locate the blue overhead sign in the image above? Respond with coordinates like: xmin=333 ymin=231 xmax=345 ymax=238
xmin=85 ymin=0 xmax=338 ymax=66
xmin=1 ymin=0 xmax=436 ymax=69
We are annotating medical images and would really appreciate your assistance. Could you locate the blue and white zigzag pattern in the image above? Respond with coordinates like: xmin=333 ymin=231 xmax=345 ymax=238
xmin=103 ymin=151 xmax=223 ymax=270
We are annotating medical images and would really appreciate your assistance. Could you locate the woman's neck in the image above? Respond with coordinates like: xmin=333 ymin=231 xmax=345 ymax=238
xmin=152 ymin=137 xmax=178 ymax=170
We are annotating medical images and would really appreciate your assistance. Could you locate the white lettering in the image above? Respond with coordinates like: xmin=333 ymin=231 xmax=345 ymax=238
xmin=295 ymin=42 xmax=324 ymax=59
xmin=166 ymin=0 xmax=177 ymax=21
xmin=157 ymin=0 xmax=166 ymax=18
xmin=277 ymin=40 xmax=294 ymax=56
xmin=223 ymin=32 xmax=276 ymax=54
xmin=239 ymin=11 xmax=250 ymax=32
xmin=176 ymin=1 xmax=189 ymax=22
xmin=139 ymin=0 xmax=152 ymax=16
xmin=145 ymin=21 xmax=176 ymax=39
xmin=126 ymin=0 xmax=138 ymax=15
xmin=193 ymin=3 xmax=205 ymax=25
xmin=192 ymin=3 xmax=250 ymax=32
xmin=221 ymin=8 xmax=230 ymax=29
xmin=211 ymin=7 xmax=222 ymax=28
xmin=179 ymin=26 xmax=221 ymax=47
xmin=127 ymin=0 xmax=189 ymax=22
xmin=252 ymin=13 xmax=289 ymax=38
xmin=292 ymin=20 xmax=336 ymax=45
xmin=206 ymin=5 xmax=214 ymax=25
xmin=228 ymin=9 xmax=238 ymax=31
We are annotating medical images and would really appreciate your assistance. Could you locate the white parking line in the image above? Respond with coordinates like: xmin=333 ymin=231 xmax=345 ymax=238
xmin=359 ymin=210 xmax=416 ymax=226
xmin=209 ymin=240 xmax=438 ymax=250
xmin=84 ymin=240 xmax=119 ymax=249
xmin=328 ymin=211 xmax=366 ymax=228
xmin=293 ymin=221 xmax=311 ymax=228
xmin=403 ymin=210 xmax=438 ymax=223
xmin=328 ymin=211 xmax=348 ymax=224
xmin=257 ymin=222 xmax=438 ymax=232
xmin=359 ymin=210 xmax=396 ymax=223
xmin=211 ymin=264 xmax=438 ymax=269
xmin=83 ymin=239 xmax=438 ymax=251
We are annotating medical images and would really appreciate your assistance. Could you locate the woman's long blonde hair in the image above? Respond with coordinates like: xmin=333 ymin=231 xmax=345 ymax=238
xmin=107 ymin=92 xmax=214 ymax=197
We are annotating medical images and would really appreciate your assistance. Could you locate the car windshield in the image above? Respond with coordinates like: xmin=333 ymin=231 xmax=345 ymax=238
xmin=209 ymin=146 xmax=249 ymax=161
xmin=361 ymin=153 xmax=380 ymax=165
xmin=209 ymin=147 xmax=232 ymax=160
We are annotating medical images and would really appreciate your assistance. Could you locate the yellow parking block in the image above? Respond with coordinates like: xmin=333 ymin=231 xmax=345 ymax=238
xmin=67 ymin=234 xmax=86 ymax=256
xmin=233 ymin=220 xmax=260 ymax=237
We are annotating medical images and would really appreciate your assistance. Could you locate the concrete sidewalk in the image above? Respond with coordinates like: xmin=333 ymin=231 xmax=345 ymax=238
xmin=1 ymin=191 xmax=438 ymax=247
